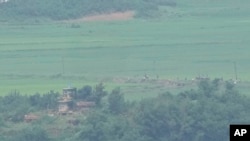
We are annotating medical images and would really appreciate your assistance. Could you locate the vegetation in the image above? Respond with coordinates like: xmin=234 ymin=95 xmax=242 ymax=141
xmin=1 ymin=16 xmax=250 ymax=95
xmin=0 ymin=0 xmax=176 ymax=20
xmin=0 ymin=0 xmax=250 ymax=95
xmin=0 ymin=0 xmax=250 ymax=140
xmin=1 ymin=80 xmax=250 ymax=141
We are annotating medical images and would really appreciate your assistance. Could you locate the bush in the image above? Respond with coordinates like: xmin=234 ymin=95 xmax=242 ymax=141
xmin=12 ymin=126 xmax=51 ymax=141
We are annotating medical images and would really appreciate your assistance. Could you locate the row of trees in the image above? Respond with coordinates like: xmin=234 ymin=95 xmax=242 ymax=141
xmin=0 ymin=0 xmax=176 ymax=20
xmin=0 ymin=90 xmax=59 ymax=123
xmin=0 ymin=83 xmax=107 ymax=123
xmin=1 ymin=79 xmax=250 ymax=141
xmin=72 ymin=80 xmax=250 ymax=141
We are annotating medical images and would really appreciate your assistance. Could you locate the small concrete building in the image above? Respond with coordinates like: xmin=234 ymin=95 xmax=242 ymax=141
xmin=58 ymin=97 xmax=72 ymax=115
xmin=63 ymin=87 xmax=77 ymax=97
xmin=58 ymin=87 xmax=76 ymax=115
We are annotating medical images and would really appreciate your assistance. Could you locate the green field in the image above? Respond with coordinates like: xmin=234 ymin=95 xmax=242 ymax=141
xmin=1 ymin=1 xmax=250 ymax=97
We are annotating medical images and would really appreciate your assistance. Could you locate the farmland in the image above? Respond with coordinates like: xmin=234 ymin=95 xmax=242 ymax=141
xmin=1 ymin=1 xmax=250 ymax=141
xmin=1 ymin=0 xmax=250 ymax=97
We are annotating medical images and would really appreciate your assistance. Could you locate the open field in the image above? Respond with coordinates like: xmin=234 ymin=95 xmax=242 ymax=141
xmin=1 ymin=1 xmax=250 ymax=98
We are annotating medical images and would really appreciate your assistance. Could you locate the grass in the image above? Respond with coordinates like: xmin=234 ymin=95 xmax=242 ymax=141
xmin=1 ymin=2 xmax=250 ymax=98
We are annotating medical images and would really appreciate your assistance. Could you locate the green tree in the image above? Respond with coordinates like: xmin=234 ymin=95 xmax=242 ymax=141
xmin=135 ymin=96 xmax=182 ymax=141
xmin=108 ymin=87 xmax=126 ymax=114
xmin=1 ymin=91 xmax=30 ymax=122
xmin=198 ymin=79 xmax=220 ymax=97
xmin=29 ymin=91 xmax=59 ymax=110
xmin=12 ymin=126 xmax=50 ymax=141
xmin=90 ymin=83 xmax=107 ymax=106
xmin=76 ymin=85 xmax=92 ymax=100
xmin=77 ymin=111 xmax=109 ymax=141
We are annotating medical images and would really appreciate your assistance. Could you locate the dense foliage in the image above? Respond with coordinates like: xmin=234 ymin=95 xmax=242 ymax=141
xmin=0 ymin=0 xmax=176 ymax=21
xmin=0 ymin=90 xmax=59 ymax=123
xmin=1 ymin=80 xmax=250 ymax=141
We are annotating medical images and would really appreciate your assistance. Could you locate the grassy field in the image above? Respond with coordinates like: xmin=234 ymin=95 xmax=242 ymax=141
xmin=1 ymin=1 xmax=250 ymax=98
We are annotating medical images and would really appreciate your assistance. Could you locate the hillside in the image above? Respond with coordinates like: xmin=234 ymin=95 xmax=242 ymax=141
xmin=1 ymin=80 xmax=250 ymax=141
xmin=0 ymin=0 xmax=176 ymax=21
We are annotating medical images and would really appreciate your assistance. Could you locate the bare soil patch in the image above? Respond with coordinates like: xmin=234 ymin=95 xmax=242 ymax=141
xmin=66 ymin=11 xmax=135 ymax=23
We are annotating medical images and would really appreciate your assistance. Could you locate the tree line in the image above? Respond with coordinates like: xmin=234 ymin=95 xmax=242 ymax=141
xmin=1 ymin=79 xmax=250 ymax=141
xmin=0 ymin=0 xmax=176 ymax=21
